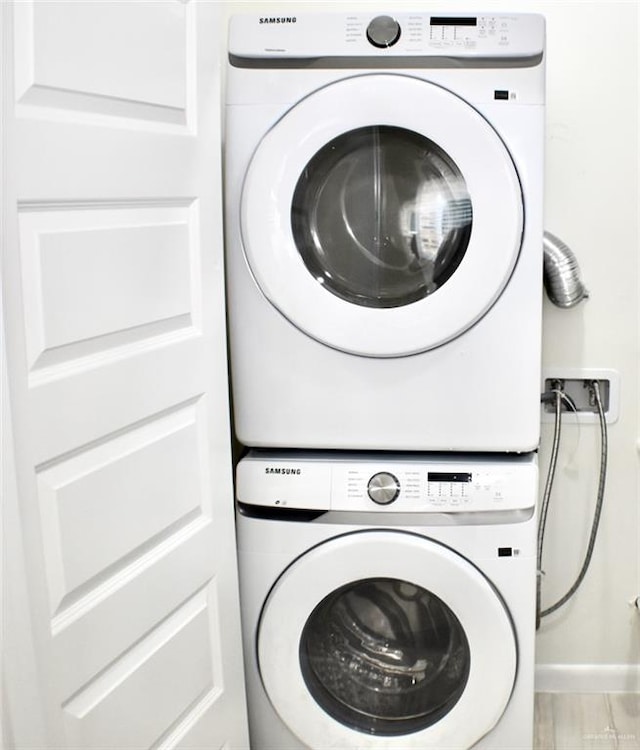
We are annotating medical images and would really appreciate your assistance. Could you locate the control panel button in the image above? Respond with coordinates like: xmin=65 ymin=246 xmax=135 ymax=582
xmin=366 ymin=15 xmax=401 ymax=48
xmin=367 ymin=472 xmax=400 ymax=505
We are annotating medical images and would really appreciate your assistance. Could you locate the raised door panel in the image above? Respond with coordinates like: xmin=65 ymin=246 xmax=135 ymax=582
xmin=37 ymin=401 xmax=206 ymax=615
xmin=19 ymin=204 xmax=195 ymax=373
xmin=14 ymin=0 xmax=189 ymax=125
xmin=62 ymin=591 xmax=218 ymax=749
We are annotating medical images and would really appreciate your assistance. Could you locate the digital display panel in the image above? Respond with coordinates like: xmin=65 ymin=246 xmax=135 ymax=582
xmin=430 ymin=17 xmax=478 ymax=26
xmin=428 ymin=472 xmax=473 ymax=483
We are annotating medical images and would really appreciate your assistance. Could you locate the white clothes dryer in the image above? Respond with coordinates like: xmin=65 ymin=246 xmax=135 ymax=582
xmin=225 ymin=12 xmax=545 ymax=451
xmin=235 ymin=450 xmax=538 ymax=750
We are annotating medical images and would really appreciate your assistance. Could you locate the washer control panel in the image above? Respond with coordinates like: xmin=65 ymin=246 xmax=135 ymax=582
xmin=236 ymin=453 xmax=538 ymax=513
xmin=345 ymin=466 xmax=518 ymax=511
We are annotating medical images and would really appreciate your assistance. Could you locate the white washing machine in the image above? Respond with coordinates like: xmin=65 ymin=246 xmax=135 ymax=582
xmin=236 ymin=450 xmax=538 ymax=750
xmin=225 ymin=12 xmax=545 ymax=452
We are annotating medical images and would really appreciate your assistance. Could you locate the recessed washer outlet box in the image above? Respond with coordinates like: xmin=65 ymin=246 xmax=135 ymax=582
xmin=541 ymin=368 xmax=620 ymax=424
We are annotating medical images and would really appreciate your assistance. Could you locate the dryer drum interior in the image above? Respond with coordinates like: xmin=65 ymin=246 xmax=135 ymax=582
xmin=299 ymin=577 xmax=471 ymax=735
xmin=291 ymin=126 xmax=473 ymax=309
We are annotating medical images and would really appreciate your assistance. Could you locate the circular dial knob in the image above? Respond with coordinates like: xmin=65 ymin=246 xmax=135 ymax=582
xmin=367 ymin=472 xmax=400 ymax=505
xmin=366 ymin=15 xmax=401 ymax=48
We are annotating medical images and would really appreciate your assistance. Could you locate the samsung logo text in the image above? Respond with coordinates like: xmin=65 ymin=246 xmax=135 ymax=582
xmin=265 ymin=467 xmax=302 ymax=475
xmin=259 ymin=17 xmax=297 ymax=24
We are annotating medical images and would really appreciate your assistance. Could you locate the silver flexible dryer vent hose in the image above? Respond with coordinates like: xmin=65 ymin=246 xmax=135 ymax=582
xmin=543 ymin=230 xmax=589 ymax=308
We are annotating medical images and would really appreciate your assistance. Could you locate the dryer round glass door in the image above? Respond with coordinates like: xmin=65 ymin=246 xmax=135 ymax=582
xmin=241 ymin=74 xmax=524 ymax=357
xmin=291 ymin=125 xmax=472 ymax=309
xmin=257 ymin=530 xmax=517 ymax=750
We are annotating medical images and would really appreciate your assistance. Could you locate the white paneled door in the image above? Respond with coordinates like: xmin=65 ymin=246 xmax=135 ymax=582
xmin=2 ymin=2 xmax=249 ymax=748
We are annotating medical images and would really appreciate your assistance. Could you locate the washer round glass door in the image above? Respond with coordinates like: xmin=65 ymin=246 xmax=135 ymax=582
xmin=257 ymin=530 xmax=517 ymax=750
xmin=241 ymin=74 xmax=523 ymax=357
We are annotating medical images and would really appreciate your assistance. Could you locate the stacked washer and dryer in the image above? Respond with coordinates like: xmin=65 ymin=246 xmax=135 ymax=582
xmin=225 ymin=11 xmax=545 ymax=750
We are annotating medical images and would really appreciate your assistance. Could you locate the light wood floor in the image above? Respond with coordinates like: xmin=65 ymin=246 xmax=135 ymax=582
xmin=534 ymin=693 xmax=639 ymax=749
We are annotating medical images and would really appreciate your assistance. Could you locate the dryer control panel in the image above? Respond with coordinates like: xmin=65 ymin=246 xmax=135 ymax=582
xmin=229 ymin=12 xmax=545 ymax=61
xmin=236 ymin=451 xmax=538 ymax=513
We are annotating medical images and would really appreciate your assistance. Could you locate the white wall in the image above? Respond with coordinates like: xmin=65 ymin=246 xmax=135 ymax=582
xmin=533 ymin=1 xmax=639 ymax=691
xmin=221 ymin=0 xmax=640 ymax=689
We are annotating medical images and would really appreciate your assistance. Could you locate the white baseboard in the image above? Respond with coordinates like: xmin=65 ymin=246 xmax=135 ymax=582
xmin=535 ymin=664 xmax=640 ymax=693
